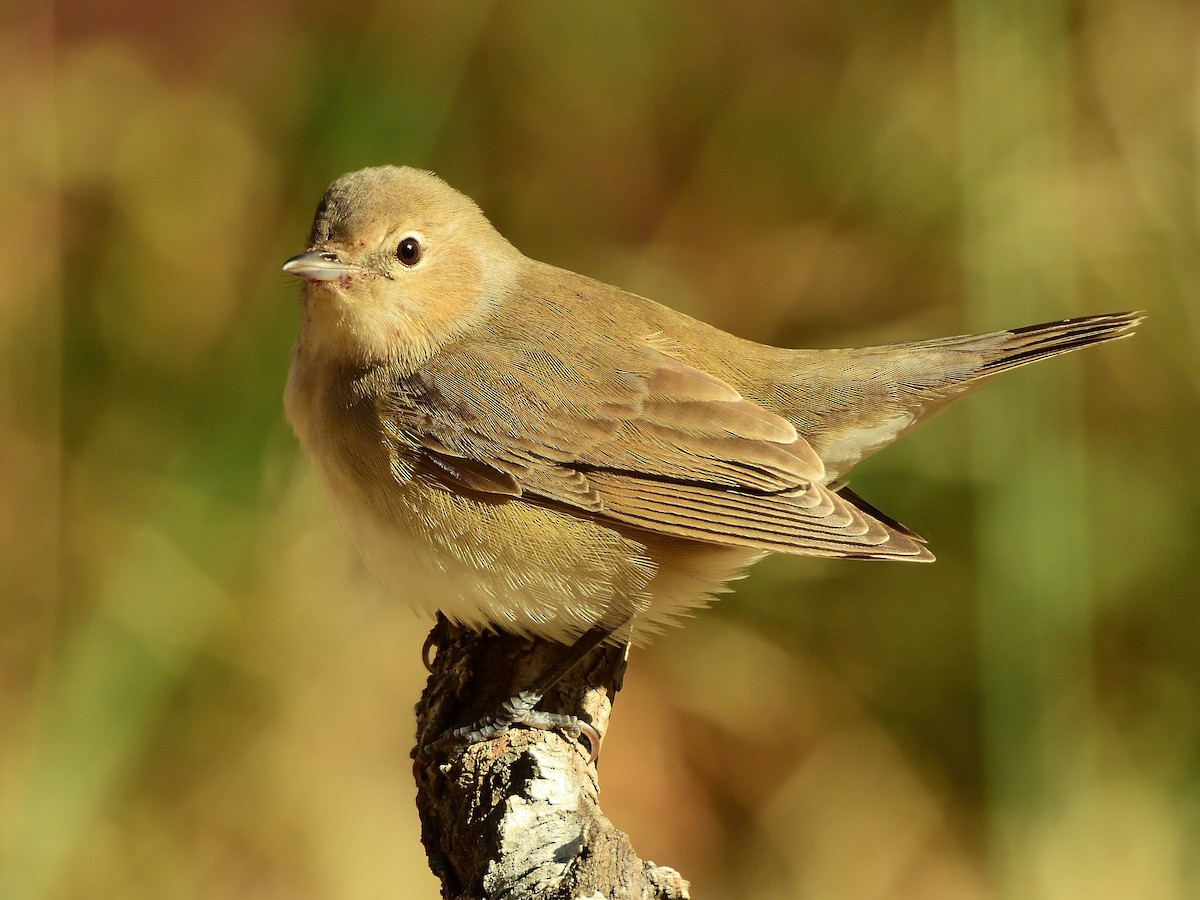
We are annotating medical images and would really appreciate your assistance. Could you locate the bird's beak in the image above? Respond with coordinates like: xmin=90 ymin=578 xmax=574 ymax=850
xmin=282 ymin=250 xmax=365 ymax=283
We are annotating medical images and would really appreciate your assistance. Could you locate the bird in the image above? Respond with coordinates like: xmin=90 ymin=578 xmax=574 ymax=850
xmin=282 ymin=165 xmax=1139 ymax=752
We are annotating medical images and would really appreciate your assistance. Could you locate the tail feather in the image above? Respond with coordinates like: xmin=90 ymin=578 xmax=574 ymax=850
xmin=788 ymin=311 xmax=1144 ymax=482
xmin=976 ymin=312 xmax=1144 ymax=375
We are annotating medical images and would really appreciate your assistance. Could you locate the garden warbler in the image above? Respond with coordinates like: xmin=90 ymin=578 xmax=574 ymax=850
xmin=284 ymin=165 xmax=1140 ymax=646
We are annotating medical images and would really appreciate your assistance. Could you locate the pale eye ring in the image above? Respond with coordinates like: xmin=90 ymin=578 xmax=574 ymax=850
xmin=396 ymin=236 xmax=422 ymax=266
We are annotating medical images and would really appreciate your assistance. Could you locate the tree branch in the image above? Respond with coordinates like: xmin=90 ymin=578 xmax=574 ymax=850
xmin=413 ymin=618 xmax=690 ymax=900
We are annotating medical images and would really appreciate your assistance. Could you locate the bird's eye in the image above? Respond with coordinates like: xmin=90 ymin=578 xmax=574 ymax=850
xmin=396 ymin=236 xmax=422 ymax=266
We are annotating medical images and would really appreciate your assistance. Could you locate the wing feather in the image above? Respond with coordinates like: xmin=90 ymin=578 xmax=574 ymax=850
xmin=378 ymin=336 xmax=930 ymax=560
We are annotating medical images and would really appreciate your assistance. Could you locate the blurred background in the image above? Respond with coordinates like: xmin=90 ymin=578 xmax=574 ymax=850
xmin=2 ymin=1 xmax=1196 ymax=897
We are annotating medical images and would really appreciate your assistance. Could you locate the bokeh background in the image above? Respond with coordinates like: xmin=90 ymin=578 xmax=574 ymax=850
xmin=2 ymin=1 xmax=1197 ymax=897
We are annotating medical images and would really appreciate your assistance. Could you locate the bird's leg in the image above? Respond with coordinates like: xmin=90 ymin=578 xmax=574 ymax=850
xmin=416 ymin=623 xmax=619 ymax=762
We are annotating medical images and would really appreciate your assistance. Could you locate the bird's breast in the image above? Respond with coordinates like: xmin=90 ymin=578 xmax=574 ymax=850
xmin=286 ymin=352 xmax=766 ymax=644
xmin=287 ymin=355 xmax=651 ymax=640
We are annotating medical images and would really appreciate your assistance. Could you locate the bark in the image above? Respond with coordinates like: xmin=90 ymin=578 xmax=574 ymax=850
xmin=413 ymin=617 xmax=690 ymax=900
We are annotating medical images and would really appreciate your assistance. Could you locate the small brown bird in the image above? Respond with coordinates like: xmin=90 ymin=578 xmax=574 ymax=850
xmin=284 ymin=166 xmax=1140 ymax=655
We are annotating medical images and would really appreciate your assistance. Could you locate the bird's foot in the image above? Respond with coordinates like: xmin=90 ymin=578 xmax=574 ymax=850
xmin=416 ymin=688 xmax=600 ymax=762
xmin=421 ymin=613 xmax=466 ymax=672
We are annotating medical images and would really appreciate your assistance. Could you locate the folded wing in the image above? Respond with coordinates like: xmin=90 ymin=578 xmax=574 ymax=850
xmin=379 ymin=337 xmax=931 ymax=561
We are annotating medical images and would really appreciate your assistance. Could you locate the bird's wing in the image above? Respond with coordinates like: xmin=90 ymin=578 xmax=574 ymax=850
xmin=378 ymin=336 xmax=930 ymax=560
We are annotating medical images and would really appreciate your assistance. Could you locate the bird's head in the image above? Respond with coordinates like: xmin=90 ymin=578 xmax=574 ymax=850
xmin=284 ymin=166 xmax=516 ymax=369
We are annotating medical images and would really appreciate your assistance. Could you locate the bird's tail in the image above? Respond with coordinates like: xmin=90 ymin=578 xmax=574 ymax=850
xmin=788 ymin=311 xmax=1144 ymax=484
xmin=914 ymin=311 xmax=1144 ymax=376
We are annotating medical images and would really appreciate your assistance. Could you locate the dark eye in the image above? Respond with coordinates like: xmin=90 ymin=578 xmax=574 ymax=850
xmin=396 ymin=236 xmax=422 ymax=266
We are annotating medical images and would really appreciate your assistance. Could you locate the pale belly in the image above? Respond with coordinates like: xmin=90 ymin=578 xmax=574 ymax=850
xmin=309 ymin=447 xmax=762 ymax=645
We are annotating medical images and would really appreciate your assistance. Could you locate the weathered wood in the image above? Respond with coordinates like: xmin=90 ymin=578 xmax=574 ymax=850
xmin=413 ymin=618 xmax=689 ymax=900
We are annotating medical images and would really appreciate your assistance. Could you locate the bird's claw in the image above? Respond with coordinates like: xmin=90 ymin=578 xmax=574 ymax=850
xmin=417 ymin=691 xmax=600 ymax=763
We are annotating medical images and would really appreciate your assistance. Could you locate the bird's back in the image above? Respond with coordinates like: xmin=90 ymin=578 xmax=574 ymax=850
xmin=518 ymin=260 xmax=1140 ymax=483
